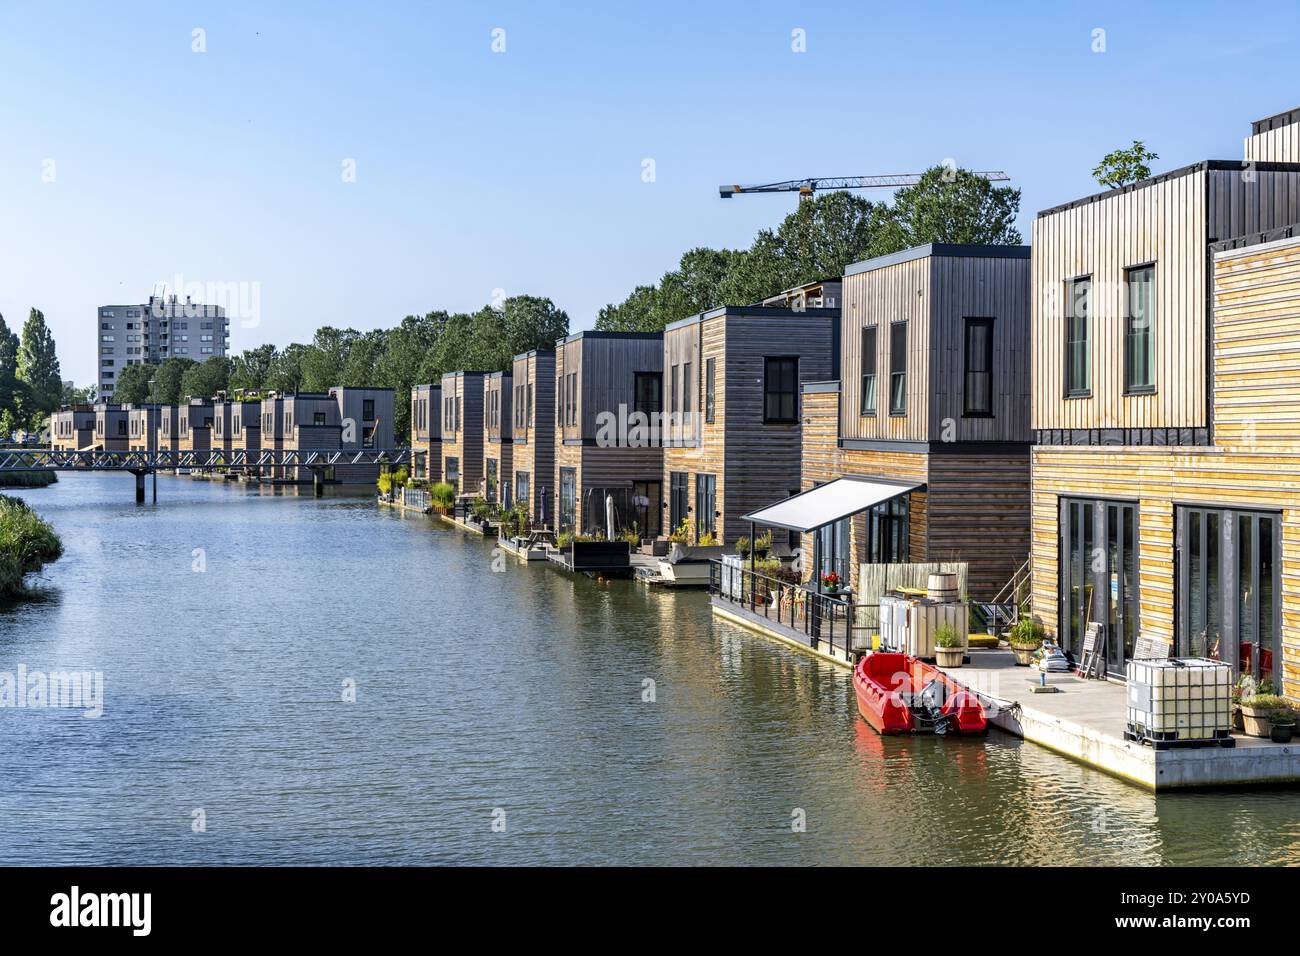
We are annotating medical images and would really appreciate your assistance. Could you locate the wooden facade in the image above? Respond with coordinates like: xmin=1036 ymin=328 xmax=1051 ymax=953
xmin=661 ymin=304 xmax=839 ymax=547
xmin=1245 ymin=107 xmax=1300 ymax=163
xmin=1029 ymin=145 xmax=1300 ymax=698
xmin=554 ymin=332 xmax=663 ymax=536
xmin=483 ymin=371 xmax=513 ymax=504
xmin=410 ymin=383 xmax=441 ymax=483
xmin=796 ymin=244 xmax=1033 ymax=601
xmin=227 ymin=400 xmax=262 ymax=469
xmin=126 ymin=404 xmax=162 ymax=453
xmin=51 ymin=406 xmax=95 ymax=451
xmin=441 ymin=371 xmax=487 ymax=497
xmin=177 ymin=401 xmax=213 ymax=453
xmin=507 ymin=350 xmax=555 ymax=522
xmin=93 ymin=403 xmax=129 ymax=451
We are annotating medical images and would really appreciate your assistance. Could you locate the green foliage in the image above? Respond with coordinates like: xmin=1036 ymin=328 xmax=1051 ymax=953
xmin=866 ymin=167 xmax=1022 ymax=254
xmin=430 ymin=482 xmax=455 ymax=510
xmin=1009 ymin=615 xmax=1043 ymax=648
xmin=471 ymin=496 xmax=490 ymax=521
xmin=734 ymin=536 xmax=750 ymax=555
xmin=755 ymin=529 xmax=773 ymax=552
xmin=619 ymin=522 xmax=641 ymax=545
xmin=16 ymin=309 xmax=61 ymax=418
xmin=179 ymin=356 xmax=231 ymax=401
xmin=557 ymin=530 xmax=574 ymax=550
xmin=1242 ymin=693 xmax=1290 ymax=713
xmin=149 ymin=357 xmax=198 ymax=406
xmin=597 ymin=172 xmax=1021 ymax=332
xmin=935 ymin=623 xmax=960 ymax=649
xmin=229 ymin=344 xmax=278 ymax=393
xmin=667 ymin=518 xmax=692 ymax=543
xmin=1092 ymin=140 xmax=1159 ymax=189
xmin=0 ymin=312 xmax=32 ymax=428
xmin=112 ymin=363 xmax=153 ymax=405
xmin=0 ymin=494 xmax=62 ymax=599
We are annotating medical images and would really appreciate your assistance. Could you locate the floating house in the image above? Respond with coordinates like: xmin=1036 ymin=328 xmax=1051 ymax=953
xmin=508 ymin=349 xmax=556 ymax=524
xmin=50 ymin=405 xmax=95 ymax=451
xmin=157 ymin=405 xmax=182 ymax=453
xmin=125 ymin=404 xmax=163 ymax=453
xmin=93 ymin=402 xmax=129 ymax=452
xmin=440 ymin=371 xmax=488 ymax=497
xmin=409 ymin=383 xmax=441 ymax=483
xmin=781 ymin=244 xmax=1033 ymax=601
xmin=1030 ymin=109 xmax=1300 ymax=686
xmin=484 ymin=371 xmax=513 ymax=505
xmin=177 ymin=399 xmax=214 ymax=453
xmin=554 ymin=331 xmax=664 ymax=536
xmin=660 ymin=286 xmax=840 ymax=546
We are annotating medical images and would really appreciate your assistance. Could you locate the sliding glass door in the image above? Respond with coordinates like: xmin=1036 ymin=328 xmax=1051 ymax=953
xmin=1059 ymin=498 xmax=1139 ymax=675
xmin=1177 ymin=507 xmax=1278 ymax=685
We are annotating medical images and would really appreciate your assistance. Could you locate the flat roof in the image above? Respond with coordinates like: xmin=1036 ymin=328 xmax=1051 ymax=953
xmin=845 ymin=242 xmax=1031 ymax=277
xmin=664 ymin=304 xmax=840 ymax=332
xmin=1037 ymin=159 xmax=1300 ymax=217
xmin=1211 ymin=221 xmax=1300 ymax=255
xmin=557 ymin=330 xmax=662 ymax=344
xmin=1252 ymin=107 xmax=1300 ymax=134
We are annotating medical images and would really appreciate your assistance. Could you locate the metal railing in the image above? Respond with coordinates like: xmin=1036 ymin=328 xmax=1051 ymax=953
xmin=708 ymin=560 xmax=879 ymax=660
xmin=401 ymin=487 xmax=431 ymax=511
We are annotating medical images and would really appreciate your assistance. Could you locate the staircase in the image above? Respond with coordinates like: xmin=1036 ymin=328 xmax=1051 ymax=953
xmin=974 ymin=557 xmax=1032 ymax=636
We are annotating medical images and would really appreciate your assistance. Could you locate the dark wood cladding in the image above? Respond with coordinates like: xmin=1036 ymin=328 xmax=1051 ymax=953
xmin=441 ymin=372 xmax=486 ymax=495
xmin=801 ymin=382 xmax=1029 ymax=600
xmin=509 ymin=351 xmax=555 ymax=520
xmin=842 ymin=245 xmax=1030 ymax=445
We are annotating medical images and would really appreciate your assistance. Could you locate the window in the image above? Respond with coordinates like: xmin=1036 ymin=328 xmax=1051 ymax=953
xmin=1125 ymin=265 xmax=1154 ymax=393
xmin=963 ymin=318 xmax=995 ymax=416
xmin=566 ymin=374 xmax=577 ymax=426
xmin=694 ymin=473 xmax=716 ymax=542
xmin=669 ymin=472 xmax=689 ymax=533
xmin=763 ymin=357 xmax=798 ymax=423
xmin=313 ymin=412 xmax=326 ymax=426
xmin=889 ymin=322 xmax=907 ymax=415
xmin=559 ymin=468 xmax=577 ymax=530
xmin=705 ymin=358 xmax=716 ymax=423
xmin=669 ymin=364 xmax=679 ymax=418
xmin=445 ymin=456 xmax=460 ymax=494
xmin=1066 ymin=276 xmax=1091 ymax=396
xmin=527 ymin=383 xmax=533 ymax=426
xmin=455 ymin=396 xmax=461 ymax=431
xmin=860 ymin=327 xmax=877 ymax=415
xmin=866 ymin=496 xmax=910 ymax=564
xmin=515 ymin=472 xmax=530 ymax=512
xmin=634 ymin=372 xmax=661 ymax=416
xmin=363 ymin=399 xmax=375 ymax=421
xmin=682 ymin=362 xmax=692 ymax=416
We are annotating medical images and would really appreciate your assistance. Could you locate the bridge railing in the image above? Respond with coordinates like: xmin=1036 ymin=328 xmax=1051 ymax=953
xmin=1 ymin=448 xmax=412 ymax=471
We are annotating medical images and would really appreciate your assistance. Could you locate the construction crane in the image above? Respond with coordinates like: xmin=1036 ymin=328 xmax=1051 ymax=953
xmin=719 ymin=171 xmax=1011 ymax=202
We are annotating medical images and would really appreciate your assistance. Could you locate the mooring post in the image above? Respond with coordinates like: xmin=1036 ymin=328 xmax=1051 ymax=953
xmin=133 ymin=470 xmax=145 ymax=504
xmin=313 ymin=468 xmax=324 ymax=498
xmin=152 ymin=468 xmax=157 ymax=502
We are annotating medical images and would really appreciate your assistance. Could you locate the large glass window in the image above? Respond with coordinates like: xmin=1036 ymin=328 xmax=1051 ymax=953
xmin=515 ymin=471 xmax=530 ymax=512
xmin=695 ymin=473 xmax=716 ymax=542
xmin=860 ymin=326 xmax=877 ymax=415
xmin=1066 ymin=277 xmax=1091 ymax=396
xmin=963 ymin=317 xmax=994 ymax=416
xmin=445 ymin=457 xmax=460 ymax=494
xmin=1125 ymin=265 xmax=1154 ymax=393
xmin=1060 ymin=498 xmax=1138 ymax=673
xmin=865 ymin=496 xmax=909 ymax=564
xmin=763 ymin=357 xmax=798 ymax=423
xmin=704 ymin=358 xmax=716 ymax=424
xmin=816 ymin=517 xmax=851 ymax=591
xmin=634 ymin=372 xmax=661 ymax=416
xmin=669 ymin=472 xmax=689 ymax=533
xmin=889 ymin=322 xmax=907 ymax=415
xmin=559 ymin=468 xmax=577 ymax=530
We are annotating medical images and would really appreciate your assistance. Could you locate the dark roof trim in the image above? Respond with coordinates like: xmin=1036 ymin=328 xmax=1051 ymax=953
xmin=1252 ymin=107 xmax=1300 ymax=135
xmin=557 ymin=331 xmax=663 ymax=344
xmin=801 ymin=380 xmax=840 ymax=394
xmin=664 ymin=305 xmax=840 ymax=332
xmin=1211 ymin=221 xmax=1300 ymax=254
xmin=1037 ymin=160 xmax=1300 ymax=217
xmin=440 ymin=370 xmax=494 ymax=378
xmin=511 ymin=348 xmax=556 ymax=361
xmin=844 ymin=243 xmax=1031 ymax=276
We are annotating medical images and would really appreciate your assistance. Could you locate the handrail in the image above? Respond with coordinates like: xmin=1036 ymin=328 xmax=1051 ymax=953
xmin=707 ymin=559 xmax=879 ymax=660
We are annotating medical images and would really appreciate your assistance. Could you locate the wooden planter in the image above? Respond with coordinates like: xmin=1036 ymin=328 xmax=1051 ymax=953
xmin=935 ymin=647 xmax=964 ymax=668
xmin=1010 ymin=643 xmax=1038 ymax=666
xmin=1241 ymin=703 xmax=1272 ymax=738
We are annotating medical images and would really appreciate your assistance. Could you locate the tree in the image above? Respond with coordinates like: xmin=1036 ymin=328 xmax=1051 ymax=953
xmin=112 ymin=363 xmax=153 ymax=405
xmin=867 ymin=167 xmax=1022 ymax=254
xmin=1093 ymin=141 xmax=1159 ymax=189
xmin=0 ymin=312 xmax=28 ymax=424
xmin=229 ymin=344 xmax=278 ymax=392
xmin=179 ymin=356 xmax=231 ymax=400
xmin=149 ymin=357 xmax=197 ymax=405
xmin=16 ymin=308 xmax=62 ymax=420
xmin=266 ymin=343 xmax=309 ymax=393
xmin=300 ymin=327 xmax=360 ymax=391
xmin=500 ymin=295 xmax=569 ymax=359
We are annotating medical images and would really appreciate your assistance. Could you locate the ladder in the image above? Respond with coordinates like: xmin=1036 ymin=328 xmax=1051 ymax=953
xmin=1076 ymin=622 xmax=1106 ymax=680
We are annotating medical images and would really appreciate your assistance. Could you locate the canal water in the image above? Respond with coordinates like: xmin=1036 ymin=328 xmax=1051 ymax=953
xmin=1 ymin=472 xmax=1298 ymax=866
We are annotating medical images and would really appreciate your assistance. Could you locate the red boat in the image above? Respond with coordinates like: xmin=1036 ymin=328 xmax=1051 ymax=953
xmin=853 ymin=652 xmax=987 ymax=735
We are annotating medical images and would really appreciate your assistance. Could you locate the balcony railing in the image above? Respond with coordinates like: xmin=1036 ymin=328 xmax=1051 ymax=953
xmin=708 ymin=560 xmax=878 ymax=661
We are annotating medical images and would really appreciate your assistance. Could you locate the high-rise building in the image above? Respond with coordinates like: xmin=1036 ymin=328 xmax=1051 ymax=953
xmin=96 ymin=295 xmax=229 ymax=400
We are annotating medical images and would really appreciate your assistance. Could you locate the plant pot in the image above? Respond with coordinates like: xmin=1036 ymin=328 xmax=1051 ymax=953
xmin=935 ymin=646 xmax=964 ymax=668
xmin=1270 ymin=721 xmax=1295 ymax=744
xmin=1010 ymin=644 xmax=1038 ymax=666
xmin=1241 ymin=704 xmax=1272 ymax=738
xmin=1232 ymin=706 xmax=1244 ymax=733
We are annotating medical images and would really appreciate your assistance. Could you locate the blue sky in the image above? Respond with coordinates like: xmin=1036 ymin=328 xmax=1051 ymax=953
xmin=0 ymin=1 xmax=1296 ymax=386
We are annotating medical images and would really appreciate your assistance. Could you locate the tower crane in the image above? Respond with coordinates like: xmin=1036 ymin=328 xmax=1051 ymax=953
xmin=718 ymin=171 xmax=1010 ymax=203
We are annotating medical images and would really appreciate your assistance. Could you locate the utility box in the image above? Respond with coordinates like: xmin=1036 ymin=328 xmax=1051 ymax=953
xmin=1125 ymin=658 xmax=1233 ymax=747
xmin=879 ymin=595 xmax=968 ymax=659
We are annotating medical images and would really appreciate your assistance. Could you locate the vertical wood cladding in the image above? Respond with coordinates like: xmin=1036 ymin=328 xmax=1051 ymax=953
xmin=441 ymin=372 xmax=486 ymax=495
xmin=509 ymin=351 xmax=556 ymax=520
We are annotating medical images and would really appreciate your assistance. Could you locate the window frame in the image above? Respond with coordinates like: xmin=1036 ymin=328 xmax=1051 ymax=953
xmin=888 ymin=321 xmax=907 ymax=416
xmin=859 ymin=326 xmax=878 ymax=416
xmin=1065 ymin=275 xmax=1093 ymax=399
xmin=1123 ymin=263 xmax=1156 ymax=396
xmin=962 ymin=317 xmax=995 ymax=418
xmin=704 ymin=357 xmax=716 ymax=424
xmin=763 ymin=356 xmax=799 ymax=424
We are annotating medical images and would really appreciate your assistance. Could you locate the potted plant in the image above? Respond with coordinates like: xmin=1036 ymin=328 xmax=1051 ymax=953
xmin=1269 ymin=703 xmax=1296 ymax=744
xmin=820 ymin=571 xmax=842 ymax=595
xmin=1240 ymin=692 xmax=1288 ymax=738
xmin=1008 ymin=616 xmax=1043 ymax=666
xmin=1231 ymin=674 xmax=1257 ymax=733
xmin=934 ymin=623 xmax=964 ymax=668
xmin=754 ymin=530 xmax=773 ymax=559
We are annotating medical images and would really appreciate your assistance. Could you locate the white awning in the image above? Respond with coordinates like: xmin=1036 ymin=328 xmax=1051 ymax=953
xmin=741 ymin=476 xmax=922 ymax=533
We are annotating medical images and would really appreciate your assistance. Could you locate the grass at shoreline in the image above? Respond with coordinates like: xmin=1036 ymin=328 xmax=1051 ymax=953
xmin=0 ymin=471 xmax=57 ymax=487
xmin=0 ymin=494 xmax=63 ymax=599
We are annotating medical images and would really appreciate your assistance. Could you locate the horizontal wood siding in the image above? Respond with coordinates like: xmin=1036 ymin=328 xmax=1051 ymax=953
xmin=441 ymin=373 xmax=485 ymax=495
xmin=928 ymin=255 xmax=1032 ymax=441
xmin=510 ymin=352 xmax=556 ymax=519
